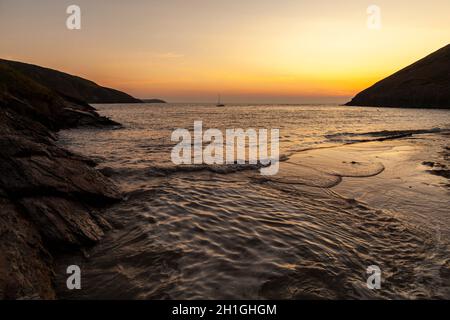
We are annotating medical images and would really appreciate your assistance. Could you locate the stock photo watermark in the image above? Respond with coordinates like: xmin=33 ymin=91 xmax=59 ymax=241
xmin=64 ymin=5 xmax=383 ymax=31
xmin=171 ymin=121 xmax=280 ymax=175
xmin=367 ymin=5 xmax=382 ymax=30
xmin=366 ymin=265 xmax=382 ymax=290
xmin=66 ymin=5 xmax=81 ymax=30
xmin=66 ymin=265 xmax=81 ymax=290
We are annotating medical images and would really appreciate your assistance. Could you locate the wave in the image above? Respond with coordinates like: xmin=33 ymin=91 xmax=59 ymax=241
xmin=97 ymin=127 xmax=443 ymax=191
xmin=325 ymin=128 xmax=445 ymax=143
xmin=99 ymin=155 xmax=290 ymax=179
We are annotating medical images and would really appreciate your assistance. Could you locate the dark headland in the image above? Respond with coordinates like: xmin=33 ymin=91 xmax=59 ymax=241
xmin=0 ymin=59 xmax=143 ymax=104
xmin=0 ymin=60 xmax=142 ymax=299
xmin=346 ymin=44 xmax=450 ymax=109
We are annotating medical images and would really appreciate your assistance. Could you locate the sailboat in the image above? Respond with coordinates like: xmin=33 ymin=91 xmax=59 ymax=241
xmin=216 ymin=94 xmax=225 ymax=107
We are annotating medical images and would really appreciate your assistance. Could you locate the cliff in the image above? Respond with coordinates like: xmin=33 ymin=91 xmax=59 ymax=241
xmin=346 ymin=44 xmax=450 ymax=109
xmin=0 ymin=61 xmax=123 ymax=299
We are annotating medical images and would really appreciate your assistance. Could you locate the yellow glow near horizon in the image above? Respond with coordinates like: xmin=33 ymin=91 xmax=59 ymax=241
xmin=0 ymin=0 xmax=449 ymax=103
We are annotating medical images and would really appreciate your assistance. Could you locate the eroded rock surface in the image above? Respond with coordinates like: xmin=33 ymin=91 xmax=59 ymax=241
xmin=0 ymin=61 xmax=122 ymax=299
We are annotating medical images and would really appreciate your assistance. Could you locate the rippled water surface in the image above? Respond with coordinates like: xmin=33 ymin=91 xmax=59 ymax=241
xmin=57 ymin=104 xmax=450 ymax=299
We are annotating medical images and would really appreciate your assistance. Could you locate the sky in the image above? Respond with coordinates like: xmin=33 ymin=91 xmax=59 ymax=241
xmin=0 ymin=0 xmax=449 ymax=103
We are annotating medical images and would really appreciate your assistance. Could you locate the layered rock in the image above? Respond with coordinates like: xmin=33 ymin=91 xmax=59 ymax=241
xmin=0 ymin=61 xmax=122 ymax=299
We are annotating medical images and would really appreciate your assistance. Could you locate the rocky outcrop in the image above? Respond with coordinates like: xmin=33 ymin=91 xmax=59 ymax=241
xmin=346 ymin=44 xmax=450 ymax=109
xmin=0 ymin=61 xmax=122 ymax=299
xmin=0 ymin=59 xmax=142 ymax=104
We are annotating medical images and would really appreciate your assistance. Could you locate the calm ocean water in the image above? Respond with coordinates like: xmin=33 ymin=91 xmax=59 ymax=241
xmin=57 ymin=104 xmax=450 ymax=299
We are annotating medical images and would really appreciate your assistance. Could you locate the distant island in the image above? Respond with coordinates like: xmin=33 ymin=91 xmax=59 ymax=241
xmin=142 ymin=98 xmax=167 ymax=103
xmin=346 ymin=44 xmax=450 ymax=109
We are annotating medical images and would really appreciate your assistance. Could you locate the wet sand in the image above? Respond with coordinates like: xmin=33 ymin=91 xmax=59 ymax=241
xmin=259 ymin=132 xmax=450 ymax=299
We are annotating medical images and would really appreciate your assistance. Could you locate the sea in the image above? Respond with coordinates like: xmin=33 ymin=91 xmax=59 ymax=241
xmin=57 ymin=104 xmax=450 ymax=299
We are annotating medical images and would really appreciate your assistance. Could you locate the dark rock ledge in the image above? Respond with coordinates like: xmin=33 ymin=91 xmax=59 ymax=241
xmin=0 ymin=62 xmax=122 ymax=299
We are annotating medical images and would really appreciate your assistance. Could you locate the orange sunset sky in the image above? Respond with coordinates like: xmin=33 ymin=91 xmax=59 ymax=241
xmin=0 ymin=0 xmax=449 ymax=103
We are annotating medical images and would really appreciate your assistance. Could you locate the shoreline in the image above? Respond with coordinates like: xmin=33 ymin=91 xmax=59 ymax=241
xmin=53 ymin=126 xmax=450 ymax=299
xmin=1 ymin=85 xmax=449 ymax=299
xmin=0 ymin=94 xmax=123 ymax=298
